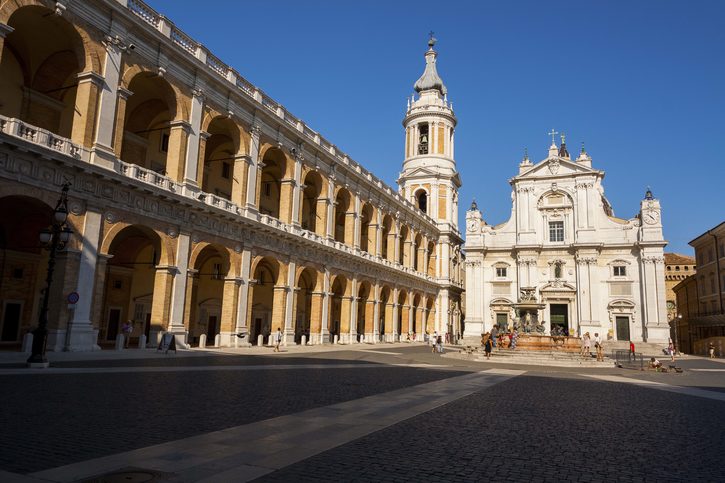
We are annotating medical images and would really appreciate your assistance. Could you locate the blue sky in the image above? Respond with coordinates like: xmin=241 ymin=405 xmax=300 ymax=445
xmin=146 ymin=0 xmax=724 ymax=255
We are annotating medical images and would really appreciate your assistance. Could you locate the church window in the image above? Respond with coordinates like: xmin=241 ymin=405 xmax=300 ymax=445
xmin=549 ymin=221 xmax=564 ymax=242
xmin=418 ymin=124 xmax=429 ymax=155
xmin=221 ymin=162 xmax=231 ymax=179
xmin=496 ymin=267 xmax=507 ymax=278
xmin=554 ymin=263 xmax=562 ymax=279
xmin=614 ymin=266 xmax=627 ymax=277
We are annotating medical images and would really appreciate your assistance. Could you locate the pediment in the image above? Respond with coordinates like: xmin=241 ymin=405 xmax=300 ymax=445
xmin=516 ymin=157 xmax=597 ymax=180
xmin=404 ymin=166 xmax=438 ymax=178
xmin=540 ymin=281 xmax=577 ymax=292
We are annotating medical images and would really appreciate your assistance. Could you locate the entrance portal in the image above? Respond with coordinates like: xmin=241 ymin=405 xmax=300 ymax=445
xmin=550 ymin=304 xmax=569 ymax=334
xmin=616 ymin=316 xmax=630 ymax=341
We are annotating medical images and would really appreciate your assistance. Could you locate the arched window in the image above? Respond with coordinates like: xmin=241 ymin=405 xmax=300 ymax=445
xmin=418 ymin=124 xmax=429 ymax=154
xmin=416 ymin=190 xmax=428 ymax=214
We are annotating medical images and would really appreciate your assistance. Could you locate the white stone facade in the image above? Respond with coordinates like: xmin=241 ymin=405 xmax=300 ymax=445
xmin=464 ymin=140 xmax=669 ymax=343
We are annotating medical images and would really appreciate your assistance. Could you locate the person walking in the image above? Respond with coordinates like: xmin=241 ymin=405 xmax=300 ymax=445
xmin=491 ymin=324 xmax=499 ymax=350
xmin=121 ymin=320 xmax=133 ymax=348
xmin=273 ymin=327 xmax=282 ymax=352
xmin=668 ymin=338 xmax=675 ymax=362
xmin=431 ymin=331 xmax=438 ymax=353
xmin=709 ymin=342 xmax=716 ymax=359
xmin=437 ymin=334 xmax=443 ymax=354
xmin=511 ymin=329 xmax=519 ymax=350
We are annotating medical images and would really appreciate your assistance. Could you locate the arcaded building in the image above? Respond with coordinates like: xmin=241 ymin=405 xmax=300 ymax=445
xmin=0 ymin=0 xmax=463 ymax=351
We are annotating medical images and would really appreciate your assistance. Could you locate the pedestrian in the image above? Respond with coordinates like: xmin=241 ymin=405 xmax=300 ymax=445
xmin=121 ymin=320 xmax=133 ymax=348
xmin=511 ymin=329 xmax=518 ymax=350
xmin=668 ymin=338 xmax=675 ymax=362
xmin=594 ymin=332 xmax=604 ymax=362
xmin=629 ymin=340 xmax=636 ymax=360
xmin=709 ymin=342 xmax=716 ymax=359
xmin=273 ymin=327 xmax=282 ymax=352
xmin=582 ymin=332 xmax=591 ymax=358
xmin=431 ymin=330 xmax=438 ymax=353
xmin=437 ymin=334 xmax=443 ymax=353
xmin=484 ymin=333 xmax=493 ymax=359
xmin=491 ymin=324 xmax=499 ymax=350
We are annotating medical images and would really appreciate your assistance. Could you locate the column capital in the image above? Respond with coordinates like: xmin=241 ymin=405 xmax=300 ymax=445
xmin=169 ymin=119 xmax=192 ymax=133
xmin=117 ymin=87 xmax=133 ymax=100
xmin=76 ymin=70 xmax=105 ymax=86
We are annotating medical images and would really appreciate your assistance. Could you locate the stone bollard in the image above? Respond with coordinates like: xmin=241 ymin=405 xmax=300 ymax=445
xmin=199 ymin=334 xmax=207 ymax=348
xmin=333 ymin=334 xmax=339 ymax=344
xmin=214 ymin=334 xmax=221 ymax=347
xmin=138 ymin=334 xmax=147 ymax=349
xmin=21 ymin=332 xmax=33 ymax=353
xmin=115 ymin=334 xmax=124 ymax=351
xmin=257 ymin=334 xmax=264 ymax=347
xmin=301 ymin=335 xmax=307 ymax=346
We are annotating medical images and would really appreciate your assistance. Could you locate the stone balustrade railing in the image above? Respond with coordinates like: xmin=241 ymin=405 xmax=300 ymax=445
xmin=0 ymin=114 xmax=89 ymax=162
xmin=122 ymin=0 xmax=438 ymax=227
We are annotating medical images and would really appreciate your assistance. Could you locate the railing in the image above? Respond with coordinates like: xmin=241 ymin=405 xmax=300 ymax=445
xmin=116 ymin=160 xmax=177 ymax=192
xmin=127 ymin=0 xmax=160 ymax=28
xmin=0 ymin=115 xmax=89 ymax=162
xmin=170 ymin=27 xmax=196 ymax=54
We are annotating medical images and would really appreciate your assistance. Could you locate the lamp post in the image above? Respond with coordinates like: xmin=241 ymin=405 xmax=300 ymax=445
xmin=27 ymin=182 xmax=73 ymax=368
xmin=675 ymin=314 xmax=682 ymax=355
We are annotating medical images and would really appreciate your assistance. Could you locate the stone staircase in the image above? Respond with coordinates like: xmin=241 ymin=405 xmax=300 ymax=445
xmin=448 ymin=346 xmax=613 ymax=367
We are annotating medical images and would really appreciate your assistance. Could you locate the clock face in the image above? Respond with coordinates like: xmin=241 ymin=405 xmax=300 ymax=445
xmin=467 ymin=219 xmax=479 ymax=232
xmin=643 ymin=210 xmax=660 ymax=225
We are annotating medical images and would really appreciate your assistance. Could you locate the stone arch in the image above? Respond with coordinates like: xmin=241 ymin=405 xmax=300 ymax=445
xmin=186 ymin=243 xmax=230 ymax=346
xmin=397 ymin=288 xmax=408 ymax=337
xmin=381 ymin=214 xmax=394 ymax=262
xmin=248 ymin=255 xmax=286 ymax=345
xmin=333 ymin=187 xmax=353 ymax=245
xmin=100 ymin=222 xmax=172 ymax=266
xmin=356 ymin=280 xmax=372 ymax=341
xmin=359 ymin=202 xmax=374 ymax=253
xmin=427 ymin=240 xmax=436 ymax=277
xmin=0 ymin=4 xmax=96 ymax=140
xmin=118 ymin=70 xmax=180 ymax=175
xmin=257 ymin=147 xmax=287 ymax=220
xmin=202 ymin=115 xmax=244 ymax=201
xmin=379 ymin=285 xmax=392 ymax=341
xmin=294 ymin=266 xmax=318 ymax=344
xmin=300 ymin=169 xmax=325 ymax=234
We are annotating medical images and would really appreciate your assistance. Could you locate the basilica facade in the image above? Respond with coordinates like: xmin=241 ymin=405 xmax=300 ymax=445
xmin=464 ymin=138 xmax=669 ymax=344
xmin=0 ymin=0 xmax=463 ymax=351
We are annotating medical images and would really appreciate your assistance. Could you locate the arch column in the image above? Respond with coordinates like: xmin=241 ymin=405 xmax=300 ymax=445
xmin=371 ymin=283 xmax=380 ymax=343
xmin=166 ymin=120 xmax=191 ymax=182
xmin=279 ymin=178 xmax=295 ymax=225
xmin=271 ymin=286 xmax=287 ymax=343
xmin=231 ymin=154 xmax=250 ymax=208
xmin=219 ymin=277 xmax=241 ymax=346
xmin=233 ymin=248 xmax=252 ymax=346
xmin=65 ymin=208 xmax=103 ymax=351
xmin=392 ymin=287 xmax=399 ymax=341
xmin=348 ymin=277 xmax=359 ymax=342
xmin=325 ymin=181 xmax=335 ymax=239
xmin=352 ymin=194 xmax=361 ymax=249
xmin=91 ymin=40 xmax=122 ymax=166
xmin=310 ymin=290 xmax=325 ymax=344
xmin=290 ymin=155 xmax=303 ymax=226
xmin=374 ymin=211 xmax=383 ymax=257
xmin=319 ymin=267 xmax=330 ymax=344
xmin=244 ymin=125 xmax=262 ymax=213
xmin=345 ymin=207 xmax=357 ymax=247
xmin=182 ymin=89 xmax=205 ymax=186
xmin=340 ymin=295 xmax=352 ymax=343
xmin=283 ymin=260 xmax=296 ymax=344
xmin=112 ymin=87 xmax=132 ymax=157
xmin=393 ymin=230 xmax=401 ymax=265
xmin=316 ymin=196 xmax=329 ymax=236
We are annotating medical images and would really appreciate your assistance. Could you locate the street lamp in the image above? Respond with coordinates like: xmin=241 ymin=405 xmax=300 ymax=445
xmin=675 ymin=314 xmax=682 ymax=355
xmin=27 ymin=182 xmax=73 ymax=368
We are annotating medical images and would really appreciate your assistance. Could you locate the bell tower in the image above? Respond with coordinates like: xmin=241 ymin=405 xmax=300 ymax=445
xmin=399 ymin=35 xmax=461 ymax=231
xmin=399 ymin=35 xmax=463 ymax=340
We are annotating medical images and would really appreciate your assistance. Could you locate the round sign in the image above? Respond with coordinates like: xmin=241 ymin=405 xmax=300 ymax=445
xmin=67 ymin=292 xmax=80 ymax=304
